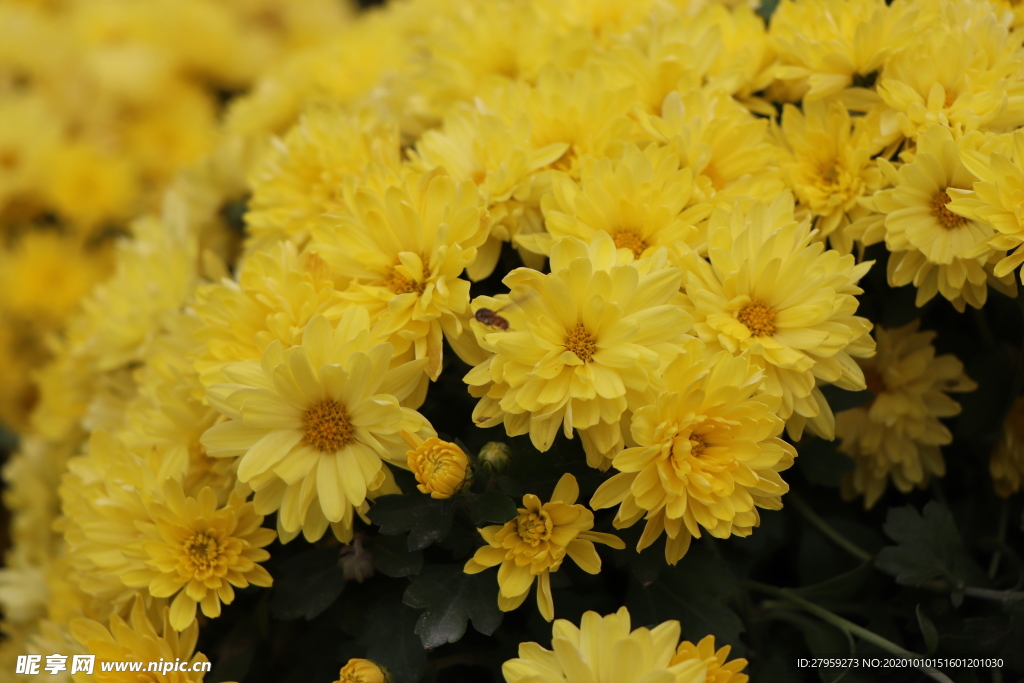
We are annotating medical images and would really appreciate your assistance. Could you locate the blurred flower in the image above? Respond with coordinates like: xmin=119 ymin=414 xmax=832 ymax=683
xmin=990 ymin=398 xmax=1024 ymax=498
xmin=402 ymin=431 xmax=472 ymax=499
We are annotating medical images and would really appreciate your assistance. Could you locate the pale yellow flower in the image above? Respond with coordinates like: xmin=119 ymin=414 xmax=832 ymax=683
xmin=671 ymin=635 xmax=749 ymax=683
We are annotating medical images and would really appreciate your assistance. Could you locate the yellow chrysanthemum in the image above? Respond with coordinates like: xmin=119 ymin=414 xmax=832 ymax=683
xmin=334 ymin=658 xmax=388 ymax=683
xmin=837 ymin=321 xmax=976 ymax=509
xmin=990 ymin=398 xmax=1024 ymax=497
xmin=311 ymin=168 xmax=489 ymax=380
xmin=671 ymin=634 xmax=749 ymax=683
xmin=70 ymin=597 xmax=210 ymax=683
xmin=120 ymin=482 xmax=274 ymax=632
xmin=465 ymin=474 xmax=624 ymax=621
xmin=401 ymin=430 xmax=473 ymax=499
xmin=200 ymin=312 xmax=433 ymax=543
xmin=517 ymin=143 xmax=712 ymax=259
xmin=867 ymin=125 xmax=1010 ymax=311
xmin=0 ymin=93 xmax=60 ymax=214
xmin=678 ymin=193 xmax=875 ymax=440
xmin=44 ymin=141 xmax=139 ymax=231
xmin=592 ymin=339 xmax=795 ymax=564
xmin=501 ymin=607 xmax=707 ymax=683
xmin=465 ymin=232 xmax=691 ymax=469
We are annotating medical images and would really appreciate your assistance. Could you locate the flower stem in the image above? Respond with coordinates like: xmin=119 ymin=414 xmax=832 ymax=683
xmin=745 ymin=581 xmax=955 ymax=683
xmin=788 ymin=492 xmax=873 ymax=563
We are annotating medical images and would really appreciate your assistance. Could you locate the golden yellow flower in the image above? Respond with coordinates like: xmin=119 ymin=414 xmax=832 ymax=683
xmin=464 ymin=474 xmax=624 ymax=621
xmin=677 ymin=193 xmax=875 ymax=440
xmin=465 ymin=232 xmax=690 ymax=469
xmin=837 ymin=321 xmax=976 ymax=508
xmin=592 ymin=338 xmax=795 ymax=564
xmin=121 ymin=482 xmax=275 ymax=632
xmin=501 ymin=607 xmax=707 ymax=683
xmin=402 ymin=430 xmax=473 ymax=499
xmin=671 ymin=634 xmax=749 ymax=683
xmin=44 ymin=141 xmax=138 ymax=231
xmin=201 ymin=311 xmax=433 ymax=543
xmin=990 ymin=398 xmax=1024 ymax=497
xmin=334 ymin=658 xmax=388 ymax=683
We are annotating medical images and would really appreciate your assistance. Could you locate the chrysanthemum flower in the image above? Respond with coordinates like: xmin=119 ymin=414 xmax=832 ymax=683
xmin=517 ymin=144 xmax=712 ymax=259
xmin=401 ymin=430 xmax=473 ymax=499
xmin=464 ymin=474 xmax=624 ymax=621
xmin=866 ymin=125 xmax=1011 ymax=311
xmin=465 ymin=232 xmax=690 ymax=469
xmin=311 ymin=167 xmax=490 ymax=380
xmin=334 ymin=658 xmax=389 ymax=683
xmin=501 ymin=607 xmax=708 ymax=683
xmin=671 ymin=634 xmax=749 ymax=683
xmin=121 ymin=482 xmax=274 ymax=632
xmin=837 ymin=321 xmax=976 ymax=508
xmin=677 ymin=193 xmax=875 ymax=440
xmin=990 ymin=398 xmax=1024 ymax=497
xmin=592 ymin=339 xmax=795 ymax=564
xmin=70 ymin=597 xmax=210 ymax=683
xmin=200 ymin=312 xmax=433 ymax=543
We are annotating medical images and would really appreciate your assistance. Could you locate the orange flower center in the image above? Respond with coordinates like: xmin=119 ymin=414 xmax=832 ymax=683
xmin=737 ymin=301 xmax=777 ymax=337
xmin=565 ymin=323 xmax=597 ymax=362
xmin=689 ymin=433 xmax=707 ymax=458
xmin=516 ymin=509 xmax=552 ymax=545
xmin=382 ymin=258 xmax=428 ymax=295
xmin=930 ymin=190 xmax=967 ymax=229
xmin=303 ymin=400 xmax=354 ymax=452
xmin=611 ymin=228 xmax=648 ymax=258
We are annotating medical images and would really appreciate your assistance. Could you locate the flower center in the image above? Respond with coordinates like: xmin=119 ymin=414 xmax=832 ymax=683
xmin=737 ymin=301 xmax=777 ymax=337
xmin=611 ymin=228 xmax=648 ymax=258
xmin=516 ymin=510 xmax=552 ymax=545
xmin=382 ymin=257 xmax=429 ymax=295
xmin=565 ymin=323 xmax=597 ymax=362
xmin=182 ymin=532 xmax=222 ymax=574
xmin=943 ymin=90 xmax=957 ymax=108
xmin=303 ymin=400 xmax=354 ymax=452
xmin=930 ymin=190 xmax=967 ymax=229
xmin=689 ymin=433 xmax=707 ymax=458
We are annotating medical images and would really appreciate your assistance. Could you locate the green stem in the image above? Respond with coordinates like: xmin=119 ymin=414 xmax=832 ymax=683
xmin=745 ymin=581 xmax=955 ymax=683
xmin=788 ymin=492 xmax=873 ymax=563
xmin=963 ymin=586 xmax=1024 ymax=603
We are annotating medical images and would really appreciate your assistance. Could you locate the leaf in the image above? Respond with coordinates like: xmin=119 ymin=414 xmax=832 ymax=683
xmin=772 ymin=611 xmax=854 ymax=683
xmin=271 ymin=546 xmax=346 ymax=620
xmin=794 ymin=561 xmax=873 ymax=605
xmin=206 ymin=617 xmax=258 ymax=683
xmin=465 ymin=491 xmax=518 ymax=525
xmin=359 ymin=598 xmax=428 ymax=682
xmin=876 ymin=502 xmax=988 ymax=604
xmin=796 ymin=438 xmax=855 ymax=488
xmin=916 ymin=605 xmax=939 ymax=655
xmin=403 ymin=564 xmax=503 ymax=648
xmin=369 ymin=494 xmax=455 ymax=551
xmin=372 ymin=534 xmax=424 ymax=578
xmin=819 ymin=386 xmax=874 ymax=413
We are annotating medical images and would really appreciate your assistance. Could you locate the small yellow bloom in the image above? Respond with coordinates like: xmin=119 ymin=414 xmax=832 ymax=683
xmin=671 ymin=634 xmax=749 ymax=683
xmin=464 ymin=473 xmax=624 ymax=621
xmin=402 ymin=430 xmax=472 ymax=499
xmin=990 ymin=398 xmax=1024 ymax=498
xmin=334 ymin=658 xmax=388 ymax=683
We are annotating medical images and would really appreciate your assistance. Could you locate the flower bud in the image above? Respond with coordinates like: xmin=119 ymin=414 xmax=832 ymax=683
xmin=338 ymin=536 xmax=374 ymax=583
xmin=478 ymin=441 xmax=511 ymax=475
xmin=401 ymin=430 xmax=472 ymax=498
xmin=334 ymin=658 xmax=389 ymax=683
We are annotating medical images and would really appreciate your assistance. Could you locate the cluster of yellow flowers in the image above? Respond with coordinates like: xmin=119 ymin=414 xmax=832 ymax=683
xmin=2 ymin=0 xmax=1024 ymax=679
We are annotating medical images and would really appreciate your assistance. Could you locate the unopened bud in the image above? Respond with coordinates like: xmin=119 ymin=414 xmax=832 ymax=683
xmin=339 ymin=537 xmax=374 ymax=583
xmin=334 ymin=658 xmax=390 ymax=683
xmin=402 ymin=431 xmax=473 ymax=498
xmin=478 ymin=441 xmax=512 ymax=475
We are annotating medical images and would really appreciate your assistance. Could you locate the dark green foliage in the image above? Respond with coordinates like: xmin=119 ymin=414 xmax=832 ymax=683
xmin=404 ymin=565 xmax=504 ymax=648
xmin=271 ymin=546 xmax=347 ymax=620
xmin=369 ymin=494 xmax=456 ymax=551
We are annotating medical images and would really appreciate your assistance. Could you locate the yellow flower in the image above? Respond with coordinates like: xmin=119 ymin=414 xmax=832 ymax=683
xmin=990 ymin=398 xmax=1024 ymax=497
xmin=0 ymin=93 xmax=60 ymax=213
xmin=837 ymin=321 xmax=976 ymax=509
xmin=70 ymin=597 xmax=210 ymax=683
xmin=402 ymin=431 xmax=473 ymax=499
xmin=120 ymin=482 xmax=275 ymax=632
xmin=517 ymin=143 xmax=712 ymax=259
xmin=44 ymin=141 xmax=138 ymax=231
xmin=464 ymin=474 xmax=624 ymax=621
xmin=334 ymin=658 xmax=388 ymax=683
xmin=200 ymin=312 xmax=433 ymax=543
xmin=592 ymin=339 xmax=795 ymax=564
xmin=677 ymin=193 xmax=875 ymax=440
xmin=501 ymin=607 xmax=707 ymax=683
xmin=671 ymin=634 xmax=749 ymax=683
xmin=465 ymin=232 xmax=690 ymax=469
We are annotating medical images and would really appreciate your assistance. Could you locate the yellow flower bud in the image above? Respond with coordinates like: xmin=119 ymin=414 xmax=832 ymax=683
xmin=334 ymin=658 xmax=388 ymax=683
xmin=401 ymin=430 xmax=472 ymax=499
xmin=478 ymin=441 xmax=512 ymax=475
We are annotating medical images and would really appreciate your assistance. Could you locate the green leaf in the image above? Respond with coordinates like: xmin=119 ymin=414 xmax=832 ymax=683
xmin=271 ymin=546 xmax=346 ymax=620
xmin=819 ymin=386 xmax=874 ymax=413
xmin=369 ymin=494 xmax=455 ymax=551
xmin=796 ymin=438 xmax=855 ymax=488
xmin=916 ymin=605 xmax=939 ymax=655
xmin=372 ymin=535 xmax=423 ymax=578
xmin=206 ymin=617 xmax=258 ymax=683
xmin=794 ymin=561 xmax=873 ymax=605
xmin=359 ymin=598 xmax=427 ymax=682
xmin=465 ymin=491 xmax=518 ymax=525
xmin=772 ymin=611 xmax=854 ymax=683
xmin=402 ymin=564 xmax=503 ymax=648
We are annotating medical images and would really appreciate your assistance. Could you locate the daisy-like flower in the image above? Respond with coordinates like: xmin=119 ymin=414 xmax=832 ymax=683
xmin=990 ymin=398 xmax=1024 ymax=498
xmin=866 ymin=125 xmax=1011 ymax=311
xmin=121 ymin=482 xmax=274 ymax=632
xmin=837 ymin=321 xmax=976 ymax=509
xmin=464 ymin=474 xmax=624 ymax=621
xmin=200 ymin=311 xmax=433 ymax=543
xmin=677 ymin=192 xmax=875 ymax=440
xmin=465 ymin=232 xmax=691 ymax=469
xmin=592 ymin=338 xmax=795 ymax=564
xmin=311 ymin=167 xmax=490 ymax=379
xmin=501 ymin=607 xmax=711 ymax=683
xmin=517 ymin=144 xmax=712 ymax=259
xmin=401 ymin=430 xmax=473 ymax=499
xmin=671 ymin=635 xmax=749 ymax=683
